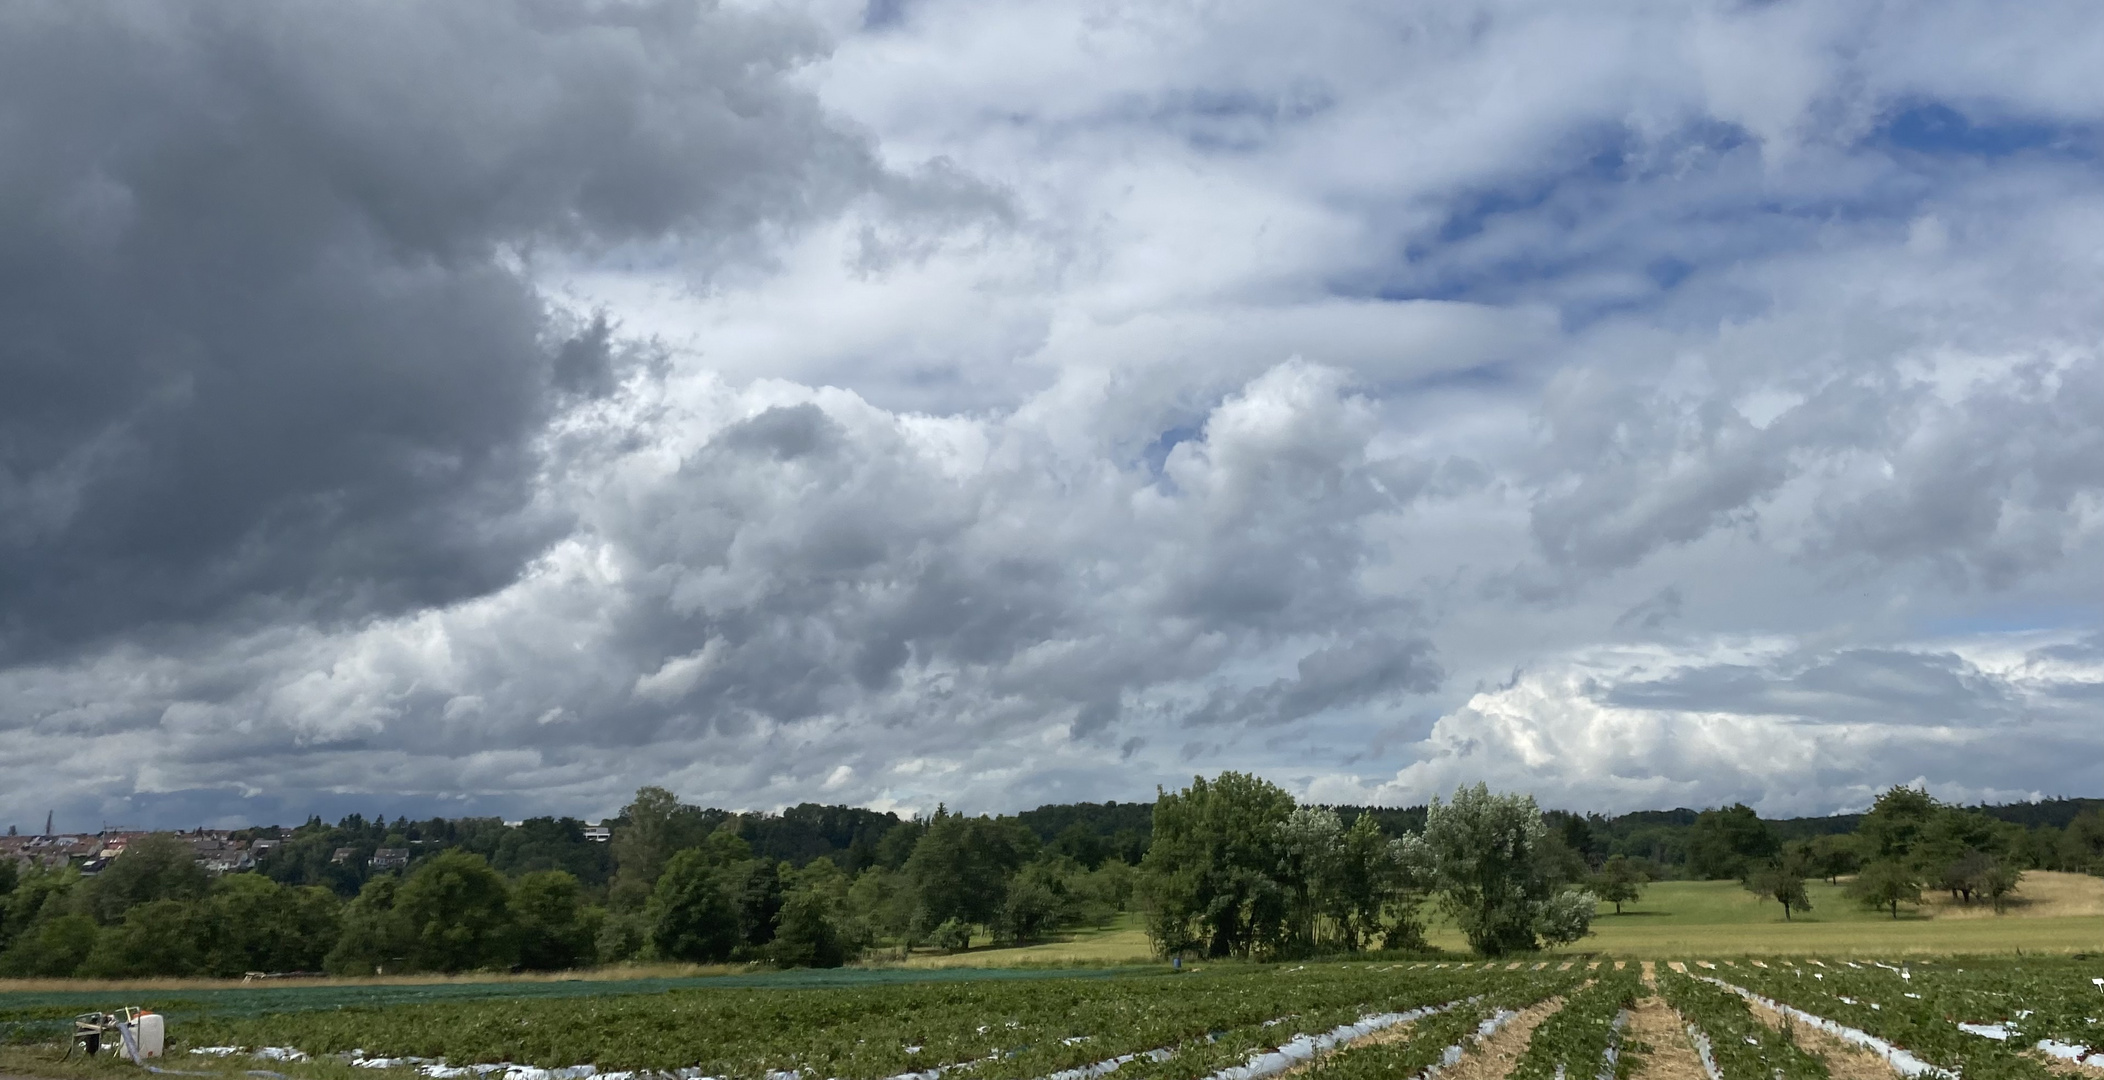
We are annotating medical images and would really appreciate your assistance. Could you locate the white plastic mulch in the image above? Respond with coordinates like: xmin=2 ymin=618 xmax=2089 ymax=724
xmin=188 ymin=1003 xmax=1470 ymax=1080
xmin=1697 ymin=977 xmax=1946 ymax=1079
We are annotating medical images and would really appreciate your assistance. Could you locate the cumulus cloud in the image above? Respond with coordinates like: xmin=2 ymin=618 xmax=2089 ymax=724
xmin=9 ymin=0 xmax=2104 ymax=827
xmin=0 ymin=0 xmax=878 ymax=661
xmin=1366 ymin=636 xmax=2104 ymax=816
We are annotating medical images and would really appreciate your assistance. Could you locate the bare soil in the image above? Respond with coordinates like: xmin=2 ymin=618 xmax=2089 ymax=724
xmin=2022 ymin=1052 xmax=2104 ymax=1079
xmin=1277 ymin=1020 xmax=1420 ymax=1078
xmin=1624 ymin=996 xmax=1711 ymax=1080
xmin=1743 ymin=995 xmax=1902 ymax=1080
xmin=1436 ymin=995 xmax=1568 ymax=1080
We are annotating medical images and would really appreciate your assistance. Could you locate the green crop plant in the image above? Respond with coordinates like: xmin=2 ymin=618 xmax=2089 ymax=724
xmin=1655 ymin=966 xmax=1826 ymax=1080
xmin=1713 ymin=960 xmax=2057 ymax=1080
xmin=1508 ymin=966 xmax=1641 ymax=1080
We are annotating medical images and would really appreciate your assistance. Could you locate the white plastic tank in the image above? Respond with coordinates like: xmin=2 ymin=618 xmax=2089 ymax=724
xmin=125 ymin=1013 xmax=164 ymax=1059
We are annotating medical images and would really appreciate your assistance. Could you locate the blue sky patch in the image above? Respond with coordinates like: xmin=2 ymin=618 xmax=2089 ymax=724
xmin=1877 ymin=102 xmax=2088 ymax=159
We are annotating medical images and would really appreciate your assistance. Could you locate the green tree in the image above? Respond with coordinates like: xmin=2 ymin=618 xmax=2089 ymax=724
xmin=1533 ymin=889 xmax=1597 ymax=947
xmin=491 ymin=817 xmax=614 ymax=885
xmin=845 ymin=865 xmax=917 ymax=950
xmin=0 ymin=912 xmax=100 ymax=977
xmin=0 ymin=866 xmax=76 ymax=958
xmin=998 ymin=860 xmax=1068 ymax=945
xmin=723 ymin=858 xmax=785 ymax=952
xmin=1139 ymin=772 xmax=1295 ymax=959
xmin=1275 ymin=806 xmax=1344 ymax=952
xmin=1806 ymin=834 xmax=1861 ymax=883
xmin=1858 ymin=786 xmax=1939 ymax=863
xmin=203 ymin=873 xmax=292 ymax=975
xmin=1590 ymin=854 xmax=1646 ymax=915
xmin=594 ymin=909 xmax=653 ymax=965
xmin=771 ymin=889 xmax=847 ymax=968
xmin=1847 ymin=859 xmax=1923 ymax=919
xmin=904 ymin=810 xmax=1033 ymax=932
xmin=1416 ymin=784 xmax=1594 ymax=956
xmin=929 ymin=916 xmax=972 ymax=952
xmin=1979 ymin=857 xmax=2024 ymax=913
xmin=609 ymin=786 xmax=712 ymax=909
xmin=1331 ymin=813 xmax=1423 ymax=951
xmin=2067 ymin=808 xmax=2104 ymax=871
xmin=80 ymin=898 xmax=205 ymax=978
xmin=0 ymin=859 xmax=17 ymax=899
xmin=200 ymin=873 xmax=342 ymax=976
xmin=394 ymin=851 xmax=516 ymax=972
xmin=1052 ymin=823 xmax=1112 ymax=870
xmin=772 ymin=859 xmax=863 ymax=968
xmin=651 ymin=848 xmax=740 ymax=963
xmin=1071 ymin=859 xmax=1136 ymax=928
xmin=323 ymin=876 xmax=409 ymax=975
xmin=1744 ymin=849 xmax=1813 ymax=920
xmin=83 ymin=834 xmax=211 ymax=923
xmin=512 ymin=870 xmax=597 ymax=971
xmin=1686 ymin=804 xmax=1777 ymax=880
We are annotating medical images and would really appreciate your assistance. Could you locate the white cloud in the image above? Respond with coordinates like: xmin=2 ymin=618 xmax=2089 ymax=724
xmin=10 ymin=0 xmax=2104 ymax=826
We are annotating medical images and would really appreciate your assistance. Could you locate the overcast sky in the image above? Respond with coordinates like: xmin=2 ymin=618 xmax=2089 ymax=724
xmin=6 ymin=0 xmax=2104 ymax=831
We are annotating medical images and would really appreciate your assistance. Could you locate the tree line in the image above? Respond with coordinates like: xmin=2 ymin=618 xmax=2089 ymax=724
xmin=1 ymin=779 xmax=2091 ymax=976
xmin=0 ymin=789 xmax=1138 ymax=977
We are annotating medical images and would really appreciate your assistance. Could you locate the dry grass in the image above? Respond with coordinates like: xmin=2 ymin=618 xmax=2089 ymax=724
xmin=1920 ymin=871 xmax=2104 ymax=919
xmin=1437 ymin=995 xmax=1568 ymax=1080
xmin=1623 ymin=996 xmax=1709 ymax=1080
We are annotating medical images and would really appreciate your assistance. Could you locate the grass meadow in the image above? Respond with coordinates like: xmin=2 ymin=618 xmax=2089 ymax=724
xmin=895 ymin=871 xmax=2104 ymax=967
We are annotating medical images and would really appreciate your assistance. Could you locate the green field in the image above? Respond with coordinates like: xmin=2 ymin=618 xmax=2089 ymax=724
xmin=1 ymin=963 xmax=1592 ymax=1080
xmin=1526 ymin=878 xmax=2104 ymax=957
xmin=8 ymin=874 xmax=2104 ymax=1080
xmin=899 ymin=877 xmax=2104 ymax=966
xmin=11 ymin=954 xmax=2104 ymax=1080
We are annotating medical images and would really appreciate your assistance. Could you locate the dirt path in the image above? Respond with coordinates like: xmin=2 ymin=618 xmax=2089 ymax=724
xmin=2023 ymin=1053 xmax=2104 ymax=1079
xmin=1742 ymin=998 xmax=1902 ymax=1080
xmin=1623 ymin=964 xmax=1707 ymax=1080
xmin=1623 ymin=995 xmax=1710 ymax=1080
xmin=1436 ymin=995 xmax=1569 ymax=1080
xmin=1276 ymin=1020 xmax=1421 ymax=1079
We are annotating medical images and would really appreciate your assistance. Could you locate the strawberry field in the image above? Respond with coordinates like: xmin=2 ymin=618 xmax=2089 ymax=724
xmin=175 ymin=962 xmax=1591 ymax=1075
xmin=10 ymin=955 xmax=2104 ymax=1080
xmin=1668 ymin=956 xmax=2104 ymax=1080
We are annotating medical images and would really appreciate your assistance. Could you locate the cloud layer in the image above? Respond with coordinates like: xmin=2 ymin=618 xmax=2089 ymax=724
xmin=6 ymin=0 xmax=2104 ymax=828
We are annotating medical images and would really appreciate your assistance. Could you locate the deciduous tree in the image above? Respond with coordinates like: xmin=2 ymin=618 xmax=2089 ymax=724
xmin=1847 ymin=859 xmax=1923 ymax=919
xmin=1140 ymin=772 xmax=1294 ymax=958
xmin=1418 ymin=784 xmax=1595 ymax=955
xmin=1590 ymin=855 xmax=1646 ymax=915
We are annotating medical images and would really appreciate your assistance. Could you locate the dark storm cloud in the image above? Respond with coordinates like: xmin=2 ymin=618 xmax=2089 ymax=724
xmin=1185 ymin=634 xmax=1443 ymax=728
xmin=1601 ymin=648 xmax=2019 ymax=727
xmin=16 ymin=0 xmax=2104 ymax=825
xmin=0 ymin=1 xmax=874 ymax=663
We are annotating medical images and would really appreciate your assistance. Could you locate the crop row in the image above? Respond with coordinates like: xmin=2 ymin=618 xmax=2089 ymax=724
xmin=2 ymin=971 xmax=1043 ymax=1044
xmin=1508 ymin=966 xmax=1639 ymax=1080
xmin=1305 ymin=971 xmax=1584 ymax=1080
xmin=177 ymin=964 xmax=1588 ymax=1077
xmin=1824 ymin=956 xmax=2104 ymax=1055
xmin=1654 ymin=966 xmax=1826 ymax=1080
xmin=1713 ymin=963 xmax=2057 ymax=1080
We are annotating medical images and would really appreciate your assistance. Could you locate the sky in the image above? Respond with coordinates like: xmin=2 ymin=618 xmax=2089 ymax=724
xmin=5 ymin=0 xmax=2104 ymax=831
